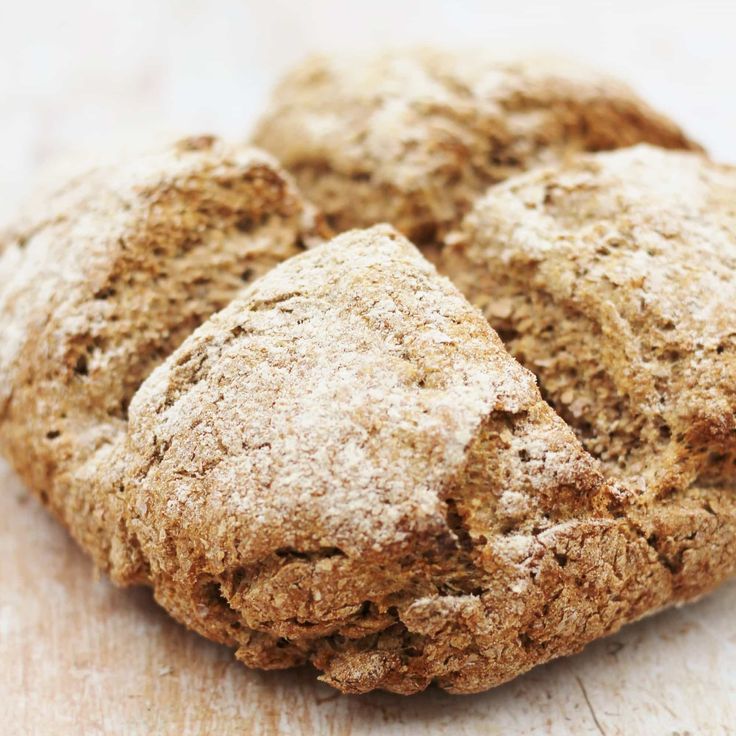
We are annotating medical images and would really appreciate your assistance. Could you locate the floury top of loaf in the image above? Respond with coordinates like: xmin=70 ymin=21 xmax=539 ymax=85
xmin=123 ymin=226 xmax=631 ymax=693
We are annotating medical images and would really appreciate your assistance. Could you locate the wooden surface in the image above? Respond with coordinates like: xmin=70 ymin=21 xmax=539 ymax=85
xmin=2 ymin=1 xmax=736 ymax=733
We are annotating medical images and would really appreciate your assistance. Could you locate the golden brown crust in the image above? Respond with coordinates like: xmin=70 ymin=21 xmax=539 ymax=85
xmin=0 ymin=135 xmax=325 ymax=578
xmin=124 ymin=225 xmax=631 ymax=692
xmin=253 ymin=49 xmax=700 ymax=249
xmin=427 ymin=146 xmax=736 ymax=692
xmin=442 ymin=144 xmax=736 ymax=496
xmin=121 ymin=225 xmax=734 ymax=694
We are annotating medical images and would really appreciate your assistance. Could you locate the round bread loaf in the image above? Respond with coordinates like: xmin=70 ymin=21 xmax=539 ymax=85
xmin=1 ymin=114 xmax=735 ymax=692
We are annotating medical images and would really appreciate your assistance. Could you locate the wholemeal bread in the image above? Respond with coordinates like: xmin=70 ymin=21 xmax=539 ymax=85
xmin=0 ymin=135 xmax=325 ymax=577
xmin=253 ymin=49 xmax=699 ymax=252
xmin=2 ymin=116 xmax=735 ymax=694
xmin=442 ymin=144 xmax=736 ymax=498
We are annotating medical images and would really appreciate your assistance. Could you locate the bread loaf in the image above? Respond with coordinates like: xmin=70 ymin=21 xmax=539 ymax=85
xmin=2 ymin=92 xmax=734 ymax=695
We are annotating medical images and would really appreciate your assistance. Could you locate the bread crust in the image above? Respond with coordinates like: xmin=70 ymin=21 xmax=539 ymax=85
xmin=0 ymin=136 xmax=325 ymax=578
xmin=123 ymin=225 xmax=626 ymax=692
xmin=442 ymin=144 xmax=736 ymax=496
xmin=1 ymin=137 xmax=735 ymax=695
xmin=120 ymin=225 xmax=736 ymax=693
xmin=253 ymin=49 xmax=699 ymax=250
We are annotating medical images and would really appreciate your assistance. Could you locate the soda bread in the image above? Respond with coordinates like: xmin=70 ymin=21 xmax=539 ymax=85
xmin=253 ymin=49 xmax=698 ymax=251
xmin=1 ymin=80 xmax=734 ymax=695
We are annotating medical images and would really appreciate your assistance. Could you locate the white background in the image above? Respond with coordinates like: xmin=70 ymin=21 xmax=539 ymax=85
xmin=0 ymin=1 xmax=734 ymax=734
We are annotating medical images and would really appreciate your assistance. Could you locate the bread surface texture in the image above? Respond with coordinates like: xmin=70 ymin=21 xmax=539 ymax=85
xmin=123 ymin=224 xmax=622 ymax=692
xmin=1 ymin=183 xmax=735 ymax=693
xmin=2 ymin=122 xmax=736 ymax=693
xmin=0 ymin=135 xmax=323 ymax=577
xmin=123 ymin=225 xmax=736 ymax=693
xmin=253 ymin=49 xmax=699 ymax=250
xmin=442 ymin=144 xmax=736 ymax=497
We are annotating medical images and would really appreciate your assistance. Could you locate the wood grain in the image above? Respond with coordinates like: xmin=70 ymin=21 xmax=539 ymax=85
xmin=1 ymin=460 xmax=734 ymax=735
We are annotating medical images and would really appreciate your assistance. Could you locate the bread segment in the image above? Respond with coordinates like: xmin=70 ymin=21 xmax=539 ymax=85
xmin=125 ymin=225 xmax=683 ymax=694
xmin=443 ymin=144 xmax=736 ymax=497
xmin=0 ymin=136 xmax=323 ymax=578
xmin=254 ymin=50 xmax=699 ymax=251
